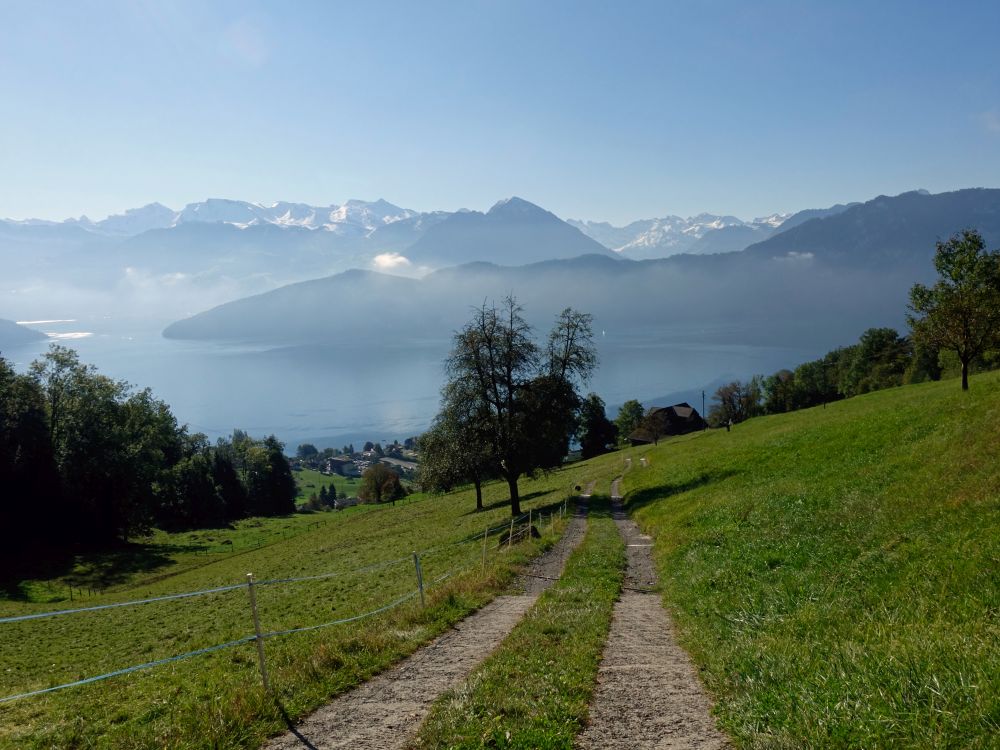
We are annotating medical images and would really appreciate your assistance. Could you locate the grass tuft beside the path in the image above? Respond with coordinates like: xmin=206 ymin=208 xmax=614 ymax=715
xmin=623 ymin=371 xmax=1000 ymax=748
xmin=412 ymin=496 xmax=625 ymax=750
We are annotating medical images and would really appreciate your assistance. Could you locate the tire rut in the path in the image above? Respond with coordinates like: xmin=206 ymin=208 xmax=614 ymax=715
xmin=264 ymin=503 xmax=588 ymax=750
xmin=576 ymin=478 xmax=730 ymax=750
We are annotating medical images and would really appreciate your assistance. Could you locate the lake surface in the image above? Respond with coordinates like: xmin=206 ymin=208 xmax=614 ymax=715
xmin=8 ymin=317 xmax=820 ymax=449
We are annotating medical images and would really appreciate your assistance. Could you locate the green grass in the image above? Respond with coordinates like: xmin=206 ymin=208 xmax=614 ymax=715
xmin=622 ymin=371 xmax=1000 ymax=748
xmin=0 ymin=464 xmax=614 ymax=749
xmin=3 ymin=513 xmax=346 ymax=604
xmin=293 ymin=467 xmax=363 ymax=503
xmin=412 ymin=496 xmax=625 ymax=749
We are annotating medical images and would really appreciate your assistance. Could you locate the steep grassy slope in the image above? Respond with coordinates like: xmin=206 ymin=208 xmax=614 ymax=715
xmin=0 ymin=461 xmax=616 ymax=749
xmin=623 ymin=372 xmax=1000 ymax=748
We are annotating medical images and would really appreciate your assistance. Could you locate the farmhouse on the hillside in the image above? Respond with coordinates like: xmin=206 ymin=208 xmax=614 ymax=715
xmin=325 ymin=457 xmax=362 ymax=477
xmin=628 ymin=402 xmax=707 ymax=445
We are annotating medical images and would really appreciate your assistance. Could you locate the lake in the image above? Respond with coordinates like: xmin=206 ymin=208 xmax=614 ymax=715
xmin=8 ymin=317 xmax=820 ymax=449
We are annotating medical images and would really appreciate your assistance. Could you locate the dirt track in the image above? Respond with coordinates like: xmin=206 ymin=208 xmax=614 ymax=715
xmin=263 ymin=499 xmax=588 ymax=750
xmin=576 ymin=478 xmax=730 ymax=749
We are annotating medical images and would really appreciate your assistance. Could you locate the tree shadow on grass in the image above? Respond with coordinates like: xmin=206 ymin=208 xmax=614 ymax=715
xmin=0 ymin=541 xmax=203 ymax=602
xmin=624 ymin=469 xmax=738 ymax=515
xmin=454 ymin=494 xmax=584 ymax=544
xmin=462 ymin=490 xmax=549 ymax=516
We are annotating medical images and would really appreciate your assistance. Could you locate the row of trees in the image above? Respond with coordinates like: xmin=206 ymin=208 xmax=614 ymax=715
xmin=419 ymin=299 xmax=598 ymax=515
xmin=708 ymin=324 xmax=993 ymax=426
xmin=0 ymin=347 xmax=296 ymax=555
xmin=296 ymin=444 xmax=355 ymax=461
xmin=708 ymin=230 xmax=1000 ymax=425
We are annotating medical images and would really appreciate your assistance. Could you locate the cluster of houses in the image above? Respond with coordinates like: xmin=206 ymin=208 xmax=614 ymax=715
xmin=290 ymin=448 xmax=419 ymax=481
xmin=288 ymin=402 xmax=706 ymax=506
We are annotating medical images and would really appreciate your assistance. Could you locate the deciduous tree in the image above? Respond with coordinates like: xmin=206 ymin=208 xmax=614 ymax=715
xmin=908 ymin=229 xmax=1000 ymax=390
xmin=359 ymin=463 xmax=406 ymax=504
xmin=437 ymin=298 xmax=597 ymax=515
xmin=708 ymin=377 xmax=764 ymax=427
xmin=296 ymin=443 xmax=319 ymax=460
xmin=418 ymin=380 xmax=496 ymax=510
xmin=577 ymin=393 xmax=617 ymax=459
xmin=614 ymin=399 xmax=644 ymax=445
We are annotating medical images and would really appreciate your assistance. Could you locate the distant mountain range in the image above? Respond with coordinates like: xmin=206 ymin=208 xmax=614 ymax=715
xmin=3 ymin=187 xmax=998 ymax=334
xmin=7 ymin=198 xmax=421 ymax=236
xmin=0 ymin=192 xmax=864 ymax=275
xmin=162 ymin=188 xmax=1000 ymax=351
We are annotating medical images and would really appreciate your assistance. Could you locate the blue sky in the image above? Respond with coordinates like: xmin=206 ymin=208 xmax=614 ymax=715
xmin=2 ymin=0 xmax=998 ymax=224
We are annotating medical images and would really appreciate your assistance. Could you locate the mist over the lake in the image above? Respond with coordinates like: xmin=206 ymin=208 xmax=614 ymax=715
xmin=4 ymin=188 xmax=1000 ymax=446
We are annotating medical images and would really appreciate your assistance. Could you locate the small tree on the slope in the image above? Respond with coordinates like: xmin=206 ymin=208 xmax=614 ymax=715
xmin=908 ymin=229 xmax=1000 ymax=391
xmin=614 ymin=399 xmax=645 ymax=445
xmin=296 ymin=443 xmax=319 ymax=460
xmin=418 ymin=380 xmax=497 ymax=511
xmin=577 ymin=393 xmax=618 ymax=459
xmin=708 ymin=377 xmax=764 ymax=426
xmin=358 ymin=463 xmax=406 ymax=504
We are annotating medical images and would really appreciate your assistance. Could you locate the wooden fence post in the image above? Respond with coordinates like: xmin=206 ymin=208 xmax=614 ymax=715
xmin=246 ymin=573 xmax=271 ymax=693
xmin=412 ymin=553 xmax=425 ymax=608
xmin=482 ymin=526 xmax=489 ymax=573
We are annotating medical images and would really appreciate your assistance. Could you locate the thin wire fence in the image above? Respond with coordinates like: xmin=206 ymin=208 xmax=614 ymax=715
xmin=0 ymin=501 xmax=567 ymax=706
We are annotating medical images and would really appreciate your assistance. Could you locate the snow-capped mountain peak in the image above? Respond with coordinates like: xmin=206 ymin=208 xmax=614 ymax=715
xmin=753 ymin=213 xmax=791 ymax=229
xmin=568 ymin=211 xmax=792 ymax=259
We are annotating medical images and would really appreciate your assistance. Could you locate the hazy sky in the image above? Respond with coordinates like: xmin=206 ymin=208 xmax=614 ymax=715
xmin=2 ymin=0 xmax=998 ymax=224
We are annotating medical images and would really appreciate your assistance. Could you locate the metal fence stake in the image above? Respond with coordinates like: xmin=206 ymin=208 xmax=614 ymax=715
xmin=412 ymin=553 xmax=425 ymax=608
xmin=246 ymin=573 xmax=271 ymax=693
xmin=508 ymin=517 xmax=514 ymax=550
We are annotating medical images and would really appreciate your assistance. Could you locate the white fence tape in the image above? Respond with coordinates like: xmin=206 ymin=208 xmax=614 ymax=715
xmin=0 ymin=506 xmax=547 ymax=705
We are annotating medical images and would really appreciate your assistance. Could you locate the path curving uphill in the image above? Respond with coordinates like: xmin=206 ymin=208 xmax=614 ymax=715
xmin=264 ymin=500 xmax=588 ymax=750
xmin=576 ymin=477 xmax=730 ymax=749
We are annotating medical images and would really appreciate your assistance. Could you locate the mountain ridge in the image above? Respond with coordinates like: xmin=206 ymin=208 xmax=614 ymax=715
xmin=161 ymin=187 xmax=1000 ymax=352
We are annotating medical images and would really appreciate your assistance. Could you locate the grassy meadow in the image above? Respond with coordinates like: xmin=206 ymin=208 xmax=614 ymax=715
xmin=0 ymin=457 xmax=620 ymax=750
xmin=4 ymin=369 xmax=995 ymax=749
xmin=622 ymin=371 xmax=1000 ymax=748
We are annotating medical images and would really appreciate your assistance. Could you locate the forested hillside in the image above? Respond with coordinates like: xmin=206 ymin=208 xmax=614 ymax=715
xmin=0 ymin=347 xmax=296 ymax=559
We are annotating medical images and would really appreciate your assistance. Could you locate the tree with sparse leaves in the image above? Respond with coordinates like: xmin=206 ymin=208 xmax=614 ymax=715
xmin=908 ymin=229 xmax=1000 ymax=391
xmin=708 ymin=377 xmax=764 ymax=427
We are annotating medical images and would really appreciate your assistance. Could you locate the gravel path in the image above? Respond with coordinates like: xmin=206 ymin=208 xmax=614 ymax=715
xmin=264 ymin=501 xmax=588 ymax=750
xmin=576 ymin=478 xmax=730 ymax=749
